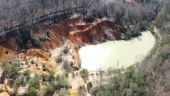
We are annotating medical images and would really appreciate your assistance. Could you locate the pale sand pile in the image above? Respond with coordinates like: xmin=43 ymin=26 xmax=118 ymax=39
xmin=0 ymin=92 xmax=9 ymax=96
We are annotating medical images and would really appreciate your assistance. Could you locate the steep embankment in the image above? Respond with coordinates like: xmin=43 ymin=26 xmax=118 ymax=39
xmin=0 ymin=16 xmax=127 ymax=68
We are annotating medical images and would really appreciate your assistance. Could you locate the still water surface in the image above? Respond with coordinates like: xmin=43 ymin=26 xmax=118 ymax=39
xmin=79 ymin=31 xmax=156 ymax=71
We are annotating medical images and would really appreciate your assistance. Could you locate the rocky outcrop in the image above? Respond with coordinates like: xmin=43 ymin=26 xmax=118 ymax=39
xmin=26 ymin=49 xmax=50 ymax=60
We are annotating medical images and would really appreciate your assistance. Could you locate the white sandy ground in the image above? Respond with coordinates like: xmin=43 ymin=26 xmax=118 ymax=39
xmin=0 ymin=67 xmax=2 ymax=77
xmin=79 ymin=31 xmax=156 ymax=71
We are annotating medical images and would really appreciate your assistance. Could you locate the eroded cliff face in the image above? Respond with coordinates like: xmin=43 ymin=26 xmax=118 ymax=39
xmin=0 ymin=16 xmax=127 ymax=69
xmin=0 ymin=46 xmax=14 ymax=65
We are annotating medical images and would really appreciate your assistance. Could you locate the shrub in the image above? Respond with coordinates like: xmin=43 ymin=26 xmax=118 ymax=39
xmin=58 ymin=88 xmax=69 ymax=96
xmin=56 ymin=75 xmax=68 ymax=87
xmin=45 ymin=84 xmax=55 ymax=96
xmin=47 ymin=71 xmax=55 ymax=82
xmin=87 ymin=82 xmax=93 ymax=92
xmin=13 ymin=79 xmax=21 ymax=88
xmin=29 ymin=76 xmax=40 ymax=88
xmin=3 ymin=62 xmax=19 ymax=79
xmin=160 ymin=53 xmax=170 ymax=62
xmin=28 ymin=86 xmax=37 ymax=96
xmin=79 ymin=85 xmax=86 ymax=96
xmin=80 ymin=69 xmax=89 ymax=80
xmin=23 ymin=69 xmax=30 ymax=76
xmin=62 ymin=61 xmax=72 ymax=72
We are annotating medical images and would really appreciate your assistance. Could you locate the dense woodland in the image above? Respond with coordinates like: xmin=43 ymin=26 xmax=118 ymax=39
xmin=0 ymin=0 xmax=170 ymax=38
xmin=0 ymin=0 xmax=89 ymax=31
xmin=0 ymin=0 xmax=170 ymax=37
